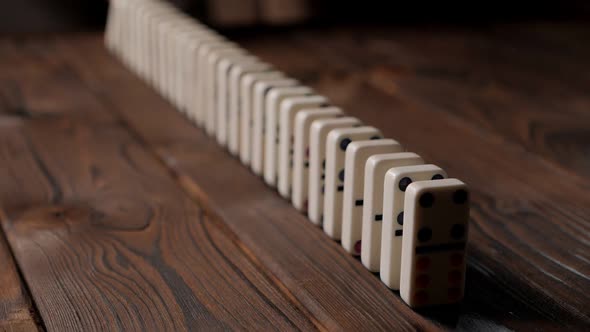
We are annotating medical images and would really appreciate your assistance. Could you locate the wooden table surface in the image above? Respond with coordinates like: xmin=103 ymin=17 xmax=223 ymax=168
xmin=0 ymin=22 xmax=589 ymax=331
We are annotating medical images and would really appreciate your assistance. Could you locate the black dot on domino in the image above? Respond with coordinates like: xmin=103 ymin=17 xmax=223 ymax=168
xmin=398 ymin=177 xmax=412 ymax=191
xmin=397 ymin=212 xmax=404 ymax=225
xmin=340 ymin=138 xmax=351 ymax=151
xmin=338 ymin=169 xmax=345 ymax=182
xmin=432 ymin=174 xmax=444 ymax=180
xmin=418 ymin=227 xmax=432 ymax=242
xmin=419 ymin=192 xmax=434 ymax=208
xmin=370 ymin=136 xmax=381 ymax=140
xmin=451 ymin=224 xmax=465 ymax=239
xmin=453 ymin=189 xmax=468 ymax=204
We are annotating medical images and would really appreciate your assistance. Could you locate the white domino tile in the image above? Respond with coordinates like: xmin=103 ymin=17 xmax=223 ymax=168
xmin=215 ymin=54 xmax=257 ymax=146
xmin=380 ymin=164 xmax=446 ymax=289
xmin=239 ymin=71 xmax=285 ymax=166
xmin=291 ymin=107 xmax=343 ymax=212
xmin=251 ymin=78 xmax=298 ymax=176
xmin=340 ymin=139 xmax=403 ymax=255
xmin=228 ymin=61 xmax=273 ymax=156
xmin=360 ymin=152 xmax=424 ymax=271
xmin=277 ymin=95 xmax=329 ymax=198
xmin=308 ymin=117 xmax=361 ymax=225
xmin=400 ymin=179 xmax=469 ymax=307
xmin=323 ymin=126 xmax=382 ymax=239
xmin=263 ymin=86 xmax=312 ymax=187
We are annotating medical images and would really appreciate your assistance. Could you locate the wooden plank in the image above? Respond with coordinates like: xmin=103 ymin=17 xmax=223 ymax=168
xmin=0 ymin=42 xmax=44 ymax=331
xmin=0 ymin=223 xmax=39 ymax=331
xmin=69 ymin=32 xmax=590 ymax=330
xmin=0 ymin=42 xmax=320 ymax=331
xmin=65 ymin=36 xmax=440 ymax=330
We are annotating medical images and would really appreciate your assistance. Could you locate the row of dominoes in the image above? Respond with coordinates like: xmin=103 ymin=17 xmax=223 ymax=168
xmin=105 ymin=0 xmax=470 ymax=308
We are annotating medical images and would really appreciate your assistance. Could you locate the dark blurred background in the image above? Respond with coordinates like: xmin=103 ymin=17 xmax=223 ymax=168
xmin=1 ymin=0 xmax=590 ymax=35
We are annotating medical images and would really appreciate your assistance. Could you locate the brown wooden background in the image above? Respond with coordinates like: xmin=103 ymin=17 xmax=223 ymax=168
xmin=0 ymin=6 xmax=589 ymax=331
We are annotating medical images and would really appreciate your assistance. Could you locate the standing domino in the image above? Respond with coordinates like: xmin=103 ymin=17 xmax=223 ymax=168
xmin=291 ymin=107 xmax=343 ymax=212
xmin=341 ymin=140 xmax=403 ymax=255
xmin=278 ymin=95 xmax=330 ymax=198
xmin=360 ymin=153 xmax=424 ymax=271
xmin=323 ymin=126 xmax=382 ymax=239
xmin=251 ymin=78 xmax=298 ymax=175
xmin=197 ymin=40 xmax=236 ymax=131
xmin=308 ymin=117 xmax=361 ymax=225
xmin=400 ymin=179 xmax=470 ymax=307
xmin=239 ymin=71 xmax=285 ymax=165
xmin=263 ymin=86 xmax=313 ymax=187
xmin=214 ymin=52 xmax=254 ymax=146
xmin=185 ymin=34 xmax=220 ymax=123
xmin=228 ymin=61 xmax=272 ymax=156
xmin=380 ymin=164 xmax=446 ymax=289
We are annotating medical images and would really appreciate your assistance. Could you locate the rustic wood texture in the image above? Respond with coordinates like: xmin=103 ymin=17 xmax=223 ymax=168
xmin=0 ymin=38 xmax=319 ymax=331
xmin=0 ymin=21 xmax=588 ymax=331
xmin=0 ymin=227 xmax=38 ymax=332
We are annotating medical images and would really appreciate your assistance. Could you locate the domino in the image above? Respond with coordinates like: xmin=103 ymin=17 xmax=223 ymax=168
xmin=360 ymin=153 xmax=424 ymax=271
xmin=181 ymin=31 xmax=220 ymax=121
xmin=137 ymin=4 xmax=168 ymax=86
xmin=278 ymin=95 xmax=330 ymax=198
xmin=340 ymin=140 xmax=403 ymax=255
xmin=400 ymin=179 xmax=469 ymax=307
xmin=203 ymin=43 xmax=243 ymax=137
xmin=215 ymin=53 xmax=257 ymax=146
xmin=186 ymin=34 xmax=221 ymax=122
xmin=104 ymin=0 xmax=119 ymax=51
xmin=116 ymin=0 xmax=132 ymax=65
xmin=152 ymin=11 xmax=175 ymax=93
xmin=169 ymin=22 xmax=201 ymax=108
xmin=176 ymin=27 xmax=211 ymax=114
xmin=323 ymin=126 xmax=382 ymax=239
xmin=193 ymin=38 xmax=227 ymax=125
xmin=171 ymin=24 xmax=200 ymax=111
xmin=308 ymin=117 xmax=361 ymax=225
xmin=108 ymin=0 xmax=128 ymax=54
xmin=263 ymin=86 xmax=313 ymax=187
xmin=380 ymin=164 xmax=447 ymax=289
xmin=251 ymin=78 xmax=299 ymax=176
xmin=158 ymin=17 xmax=187 ymax=101
xmin=291 ymin=107 xmax=343 ymax=212
xmin=239 ymin=71 xmax=285 ymax=166
xmin=228 ymin=61 xmax=273 ymax=156
xmin=196 ymin=40 xmax=235 ymax=130
xmin=135 ymin=2 xmax=156 ymax=79
xmin=130 ymin=1 xmax=148 ymax=78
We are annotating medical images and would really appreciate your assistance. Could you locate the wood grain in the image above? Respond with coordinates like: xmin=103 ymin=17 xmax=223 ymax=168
xmin=0 ymin=40 xmax=320 ymax=331
xmin=0 ymin=224 xmax=39 ymax=332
